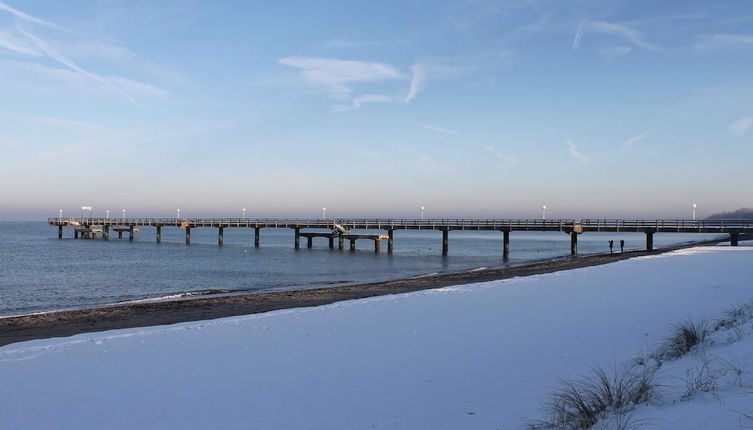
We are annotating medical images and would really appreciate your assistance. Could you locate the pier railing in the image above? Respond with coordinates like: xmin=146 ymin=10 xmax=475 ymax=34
xmin=49 ymin=217 xmax=750 ymax=255
xmin=48 ymin=217 xmax=752 ymax=231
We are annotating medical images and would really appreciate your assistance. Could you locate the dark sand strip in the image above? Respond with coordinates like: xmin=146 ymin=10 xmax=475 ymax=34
xmin=0 ymin=237 xmax=744 ymax=346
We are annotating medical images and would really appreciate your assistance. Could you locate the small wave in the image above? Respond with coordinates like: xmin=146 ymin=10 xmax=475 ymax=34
xmin=407 ymin=272 xmax=439 ymax=279
xmin=115 ymin=289 xmax=237 ymax=305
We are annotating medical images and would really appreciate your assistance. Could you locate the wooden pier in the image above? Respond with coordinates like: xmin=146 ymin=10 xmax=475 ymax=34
xmin=49 ymin=217 xmax=752 ymax=257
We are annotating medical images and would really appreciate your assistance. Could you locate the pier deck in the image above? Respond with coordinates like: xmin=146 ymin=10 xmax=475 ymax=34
xmin=49 ymin=217 xmax=752 ymax=257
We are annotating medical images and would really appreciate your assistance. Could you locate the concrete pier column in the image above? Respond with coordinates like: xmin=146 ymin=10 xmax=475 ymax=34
xmin=730 ymin=232 xmax=740 ymax=246
xmin=58 ymin=225 xmax=63 ymax=239
xmin=350 ymin=239 xmax=356 ymax=251
xmin=374 ymin=239 xmax=381 ymax=253
xmin=339 ymin=236 xmax=344 ymax=250
xmin=294 ymin=228 xmax=300 ymax=249
xmin=570 ymin=232 xmax=578 ymax=255
xmin=328 ymin=236 xmax=334 ymax=249
xmin=502 ymin=229 xmax=510 ymax=260
xmin=645 ymin=231 xmax=654 ymax=252
xmin=307 ymin=236 xmax=313 ymax=248
xmin=156 ymin=226 xmax=162 ymax=243
xmin=103 ymin=226 xmax=109 ymax=241
xmin=74 ymin=229 xmax=79 ymax=239
xmin=118 ymin=231 xmax=123 ymax=239
xmin=387 ymin=229 xmax=394 ymax=254
xmin=254 ymin=228 xmax=260 ymax=247
xmin=129 ymin=226 xmax=135 ymax=241
xmin=218 ymin=227 xmax=224 ymax=246
xmin=442 ymin=229 xmax=449 ymax=256
xmin=185 ymin=227 xmax=191 ymax=245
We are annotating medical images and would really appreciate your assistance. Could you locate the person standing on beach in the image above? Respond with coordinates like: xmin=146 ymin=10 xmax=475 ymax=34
xmin=620 ymin=240 xmax=625 ymax=252
xmin=608 ymin=240 xmax=614 ymax=254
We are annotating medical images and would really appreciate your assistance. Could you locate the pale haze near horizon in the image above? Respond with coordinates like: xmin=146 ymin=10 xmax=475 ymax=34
xmin=0 ymin=0 xmax=751 ymax=221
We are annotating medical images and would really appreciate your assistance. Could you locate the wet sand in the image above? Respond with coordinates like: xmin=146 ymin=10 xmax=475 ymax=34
xmin=0 ymin=238 xmax=742 ymax=346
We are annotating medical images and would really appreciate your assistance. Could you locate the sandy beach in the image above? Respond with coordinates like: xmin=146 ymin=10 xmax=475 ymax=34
xmin=1 ymin=236 xmax=742 ymax=347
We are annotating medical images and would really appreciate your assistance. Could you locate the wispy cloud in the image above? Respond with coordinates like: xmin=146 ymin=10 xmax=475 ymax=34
xmin=566 ymin=141 xmax=590 ymax=164
xmin=332 ymin=94 xmax=391 ymax=112
xmin=414 ymin=122 xmax=461 ymax=137
xmin=15 ymin=25 xmax=139 ymax=106
xmin=279 ymin=56 xmax=405 ymax=97
xmin=573 ymin=21 xmax=660 ymax=51
xmin=483 ymin=145 xmax=519 ymax=166
xmin=622 ymin=133 xmax=647 ymax=148
xmin=0 ymin=29 xmax=41 ymax=56
xmin=0 ymin=1 xmax=67 ymax=31
xmin=729 ymin=116 xmax=753 ymax=135
xmin=694 ymin=34 xmax=753 ymax=50
xmin=405 ymin=64 xmax=426 ymax=103
xmin=400 ymin=149 xmax=452 ymax=170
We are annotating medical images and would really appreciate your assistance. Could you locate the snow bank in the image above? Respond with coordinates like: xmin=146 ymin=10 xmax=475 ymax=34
xmin=1 ymin=246 xmax=752 ymax=429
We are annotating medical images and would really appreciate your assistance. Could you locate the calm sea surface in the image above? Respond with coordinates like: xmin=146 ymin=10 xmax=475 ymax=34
xmin=0 ymin=222 xmax=723 ymax=316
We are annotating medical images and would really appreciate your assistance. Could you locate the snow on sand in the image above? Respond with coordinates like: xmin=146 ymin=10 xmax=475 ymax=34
xmin=1 ymin=246 xmax=752 ymax=429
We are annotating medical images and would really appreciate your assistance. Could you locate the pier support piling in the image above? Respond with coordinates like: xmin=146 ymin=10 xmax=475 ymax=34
xmin=185 ymin=227 xmax=191 ymax=245
xmin=502 ymin=229 xmax=510 ymax=260
xmin=74 ymin=229 xmax=79 ymax=239
xmin=570 ymin=232 xmax=578 ymax=255
xmin=58 ymin=225 xmax=63 ymax=239
xmin=307 ymin=236 xmax=313 ymax=248
xmin=645 ymin=231 xmax=654 ymax=252
xmin=328 ymin=236 xmax=334 ymax=249
xmin=338 ymin=236 xmax=344 ymax=250
xmin=374 ymin=239 xmax=381 ymax=253
xmin=730 ymin=232 xmax=740 ymax=246
xmin=156 ymin=226 xmax=161 ymax=243
xmin=118 ymin=231 xmax=123 ymax=239
xmin=129 ymin=226 xmax=135 ymax=241
xmin=103 ymin=226 xmax=109 ymax=241
xmin=294 ymin=228 xmax=300 ymax=249
xmin=350 ymin=239 xmax=356 ymax=251
xmin=442 ymin=229 xmax=449 ymax=256
xmin=387 ymin=229 xmax=394 ymax=253
xmin=218 ymin=227 xmax=224 ymax=245
xmin=254 ymin=228 xmax=260 ymax=247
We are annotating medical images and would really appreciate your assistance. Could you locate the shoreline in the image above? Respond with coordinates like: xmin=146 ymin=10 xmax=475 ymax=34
xmin=0 ymin=237 xmax=744 ymax=347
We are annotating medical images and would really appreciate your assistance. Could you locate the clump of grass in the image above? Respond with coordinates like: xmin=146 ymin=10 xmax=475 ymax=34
xmin=655 ymin=319 xmax=711 ymax=360
xmin=716 ymin=301 xmax=753 ymax=330
xmin=681 ymin=353 xmax=720 ymax=400
xmin=526 ymin=365 xmax=656 ymax=430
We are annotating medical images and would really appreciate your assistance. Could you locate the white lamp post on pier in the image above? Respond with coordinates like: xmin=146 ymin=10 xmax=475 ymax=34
xmin=122 ymin=209 xmax=126 ymax=220
xmin=420 ymin=205 xmax=425 ymax=220
xmin=177 ymin=208 xmax=181 ymax=220
xmin=692 ymin=203 xmax=697 ymax=221
xmin=542 ymin=205 xmax=547 ymax=220
xmin=322 ymin=207 xmax=327 ymax=219
xmin=242 ymin=208 xmax=246 ymax=219
xmin=106 ymin=209 xmax=110 ymax=219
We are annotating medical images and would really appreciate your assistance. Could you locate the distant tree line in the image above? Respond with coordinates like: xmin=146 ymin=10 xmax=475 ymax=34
xmin=705 ymin=208 xmax=753 ymax=220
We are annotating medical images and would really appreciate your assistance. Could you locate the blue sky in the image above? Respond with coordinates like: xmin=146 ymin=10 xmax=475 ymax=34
xmin=1 ymin=0 xmax=752 ymax=220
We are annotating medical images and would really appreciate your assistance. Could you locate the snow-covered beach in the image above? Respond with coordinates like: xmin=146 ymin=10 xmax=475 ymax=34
xmin=1 ymin=244 xmax=751 ymax=429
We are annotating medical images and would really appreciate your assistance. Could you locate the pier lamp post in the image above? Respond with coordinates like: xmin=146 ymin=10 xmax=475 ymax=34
xmin=421 ymin=205 xmax=424 ymax=220
xmin=542 ymin=205 xmax=547 ymax=220
xmin=59 ymin=209 xmax=63 ymax=221
xmin=122 ymin=209 xmax=126 ymax=220
xmin=322 ymin=208 xmax=326 ymax=219
xmin=692 ymin=203 xmax=697 ymax=221
xmin=177 ymin=208 xmax=181 ymax=220
xmin=106 ymin=209 xmax=110 ymax=219
xmin=242 ymin=208 xmax=246 ymax=219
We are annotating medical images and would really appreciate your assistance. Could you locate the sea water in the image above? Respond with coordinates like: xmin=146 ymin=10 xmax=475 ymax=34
xmin=0 ymin=222 xmax=723 ymax=316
